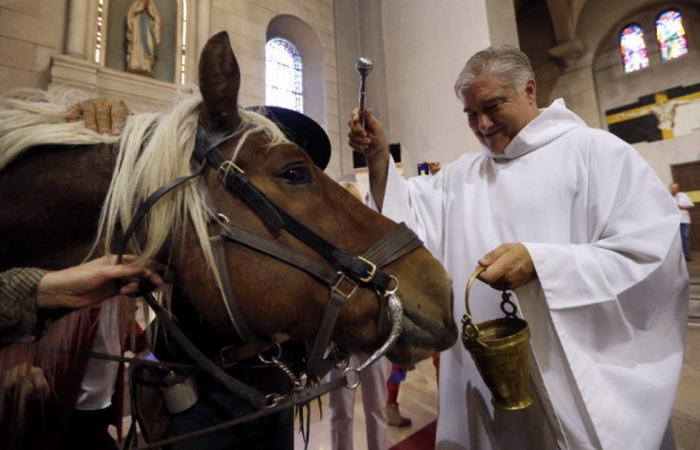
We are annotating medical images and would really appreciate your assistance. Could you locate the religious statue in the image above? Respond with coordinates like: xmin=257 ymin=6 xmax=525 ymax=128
xmin=650 ymin=98 xmax=689 ymax=131
xmin=126 ymin=0 xmax=161 ymax=76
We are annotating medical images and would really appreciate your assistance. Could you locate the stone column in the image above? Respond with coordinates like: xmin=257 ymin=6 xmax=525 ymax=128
xmin=66 ymin=0 xmax=90 ymax=59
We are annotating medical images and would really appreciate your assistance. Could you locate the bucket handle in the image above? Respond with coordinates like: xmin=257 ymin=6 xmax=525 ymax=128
xmin=462 ymin=266 xmax=520 ymax=348
xmin=462 ymin=267 xmax=486 ymax=347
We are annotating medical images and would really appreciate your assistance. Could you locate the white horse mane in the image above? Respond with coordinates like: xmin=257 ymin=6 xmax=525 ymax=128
xmin=0 ymin=89 xmax=293 ymax=420
xmin=0 ymin=88 xmax=290 ymax=292
xmin=0 ymin=89 xmax=118 ymax=171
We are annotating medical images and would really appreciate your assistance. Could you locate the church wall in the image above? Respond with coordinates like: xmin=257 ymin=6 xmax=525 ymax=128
xmin=588 ymin=1 xmax=700 ymax=184
xmin=635 ymin=129 xmax=700 ymax=185
xmin=208 ymin=0 xmax=341 ymax=178
xmin=332 ymin=0 xmax=393 ymax=184
xmin=593 ymin=2 xmax=700 ymax=122
xmin=0 ymin=0 xmax=68 ymax=93
xmin=516 ymin=0 xmax=561 ymax=107
xmin=517 ymin=0 xmax=700 ymax=186
xmin=0 ymin=0 xmax=345 ymax=179
xmin=548 ymin=66 xmax=601 ymax=128
xmin=378 ymin=0 xmax=505 ymax=175
xmin=516 ymin=0 xmax=604 ymax=129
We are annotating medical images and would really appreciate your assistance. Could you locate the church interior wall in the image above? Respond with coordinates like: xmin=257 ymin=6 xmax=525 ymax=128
xmin=593 ymin=2 xmax=700 ymax=119
xmin=0 ymin=0 xmax=68 ymax=93
xmin=1 ymin=0 xmax=698 ymax=187
xmin=589 ymin=1 xmax=700 ymax=185
xmin=205 ymin=0 xmax=342 ymax=178
xmin=332 ymin=0 xmax=393 ymax=183
xmin=378 ymin=0 xmax=496 ymax=177
xmin=516 ymin=0 xmax=562 ymax=108
xmin=517 ymin=0 xmax=700 ymax=185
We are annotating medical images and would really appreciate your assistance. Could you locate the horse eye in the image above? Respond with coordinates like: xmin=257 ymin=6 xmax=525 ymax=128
xmin=280 ymin=165 xmax=311 ymax=184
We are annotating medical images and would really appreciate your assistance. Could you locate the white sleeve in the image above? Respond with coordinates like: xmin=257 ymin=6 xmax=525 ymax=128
xmin=678 ymin=192 xmax=694 ymax=207
xmin=369 ymin=156 xmax=447 ymax=257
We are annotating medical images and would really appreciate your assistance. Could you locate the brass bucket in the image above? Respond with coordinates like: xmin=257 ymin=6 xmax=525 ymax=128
xmin=461 ymin=267 xmax=533 ymax=411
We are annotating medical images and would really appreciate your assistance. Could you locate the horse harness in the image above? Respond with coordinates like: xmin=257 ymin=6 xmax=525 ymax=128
xmin=114 ymin=122 xmax=424 ymax=446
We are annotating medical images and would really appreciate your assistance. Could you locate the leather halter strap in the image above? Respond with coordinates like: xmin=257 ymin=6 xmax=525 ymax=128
xmin=192 ymin=127 xmax=394 ymax=291
xmin=193 ymin=125 xmax=422 ymax=378
xmin=212 ymin=220 xmax=422 ymax=378
xmin=116 ymin=123 xmax=423 ymax=413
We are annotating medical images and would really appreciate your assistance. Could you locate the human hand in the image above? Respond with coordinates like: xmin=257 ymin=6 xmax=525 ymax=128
xmin=36 ymin=255 xmax=165 ymax=310
xmin=66 ymin=98 xmax=129 ymax=135
xmin=347 ymin=108 xmax=388 ymax=161
xmin=477 ymin=243 xmax=536 ymax=291
xmin=1 ymin=364 xmax=49 ymax=400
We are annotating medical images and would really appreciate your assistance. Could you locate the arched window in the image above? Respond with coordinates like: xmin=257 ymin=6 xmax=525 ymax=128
xmin=620 ymin=24 xmax=650 ymax=73
xmin=265 ymin=38 xmax=303 ymax=112
xmin=656 ymin=9 xmax=688 ymax=62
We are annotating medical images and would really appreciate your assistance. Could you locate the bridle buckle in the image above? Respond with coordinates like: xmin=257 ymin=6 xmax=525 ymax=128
xmin=218 ymin=160 xmax=244 ymax=179
xmin=357 ymin=256 xmax=377 ymax=283
xmin=332 ymin=273 xmax=359 ymax=301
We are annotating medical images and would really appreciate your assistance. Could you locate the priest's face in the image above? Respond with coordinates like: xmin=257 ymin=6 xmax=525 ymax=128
xmin=459 ymin=75 xmax=539 ymax=153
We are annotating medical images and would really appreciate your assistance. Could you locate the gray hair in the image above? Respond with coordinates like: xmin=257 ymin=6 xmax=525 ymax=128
xmin=453 ymin=45 xmax=535 ymax=96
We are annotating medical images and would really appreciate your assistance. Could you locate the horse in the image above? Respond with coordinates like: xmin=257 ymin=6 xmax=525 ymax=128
xmin=0 ymin=31 xmax=457 ymax=448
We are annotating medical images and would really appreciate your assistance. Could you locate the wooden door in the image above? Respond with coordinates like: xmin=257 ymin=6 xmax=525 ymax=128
xmin=671 ymin=161 xmax=700 ymax=251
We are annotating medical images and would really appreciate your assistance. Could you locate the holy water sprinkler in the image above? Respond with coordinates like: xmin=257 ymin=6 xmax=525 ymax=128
xmin=356 ymin=57 xmax=374 ymax=129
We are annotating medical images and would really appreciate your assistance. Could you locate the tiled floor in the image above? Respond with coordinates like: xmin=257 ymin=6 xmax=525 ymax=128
xmin=295 ymin=257 xmax=700 ymax=450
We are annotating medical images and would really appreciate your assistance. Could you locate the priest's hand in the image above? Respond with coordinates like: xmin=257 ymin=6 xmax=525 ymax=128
xmin=348 ymin=107 xmax=389 ymax=161
xmin=66 ymin=97 xmax=129 ymax=135
xmin=348 ymin=108 xmax=390 ymax=210
xmin=477 ymin=243 xmax=536 ymax=291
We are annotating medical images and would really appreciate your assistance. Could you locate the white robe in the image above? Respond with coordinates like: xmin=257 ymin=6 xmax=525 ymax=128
xmin=376 ymin=99 xmax=688 ymax=449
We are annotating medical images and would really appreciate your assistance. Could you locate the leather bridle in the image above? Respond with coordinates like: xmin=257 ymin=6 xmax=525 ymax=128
xmin=117 ymin=121 xmax=423 ymax=420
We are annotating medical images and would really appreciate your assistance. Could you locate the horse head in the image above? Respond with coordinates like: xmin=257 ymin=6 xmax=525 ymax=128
xmin=156 ymin=31 xmax=456 ymax=364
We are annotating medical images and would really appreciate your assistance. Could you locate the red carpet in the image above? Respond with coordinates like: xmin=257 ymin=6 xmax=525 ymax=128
xmin=389 ymin=420 xmax=437 ymax=450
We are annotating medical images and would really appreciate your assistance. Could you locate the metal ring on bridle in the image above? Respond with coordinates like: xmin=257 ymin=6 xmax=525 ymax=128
xmin=258 ymin=342 xmax=283 ymax=365
xmin=384 ymin=275 xmax=399 ymax=295
xmin=265 ymin=393 xmax=282 ymax=408
xmin=343 ymin=367 xmax=362 ymax=389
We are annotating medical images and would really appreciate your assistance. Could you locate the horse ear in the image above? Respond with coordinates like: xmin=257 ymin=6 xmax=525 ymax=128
xmin=199 ymin=31 xmax=241 ymax=131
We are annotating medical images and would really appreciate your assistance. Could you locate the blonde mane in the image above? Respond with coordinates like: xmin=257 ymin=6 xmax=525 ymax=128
xmin=0 ymin=88 xmax=291 ymax=297
xmin=0 ymin=90 xmax=291 ymax=421
xmin=96 ymin=98 xmax=290 ymax=287
xmin=0 ymin=89 xmax=118 ymax=171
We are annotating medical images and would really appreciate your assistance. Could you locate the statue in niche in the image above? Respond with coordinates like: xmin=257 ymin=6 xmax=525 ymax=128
xmin=126 ymin=0 xmax=161 ymax=76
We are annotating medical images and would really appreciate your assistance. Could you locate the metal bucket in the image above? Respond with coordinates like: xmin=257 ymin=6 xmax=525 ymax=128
xmin=461 ymin=267 xmax=533 ymax=411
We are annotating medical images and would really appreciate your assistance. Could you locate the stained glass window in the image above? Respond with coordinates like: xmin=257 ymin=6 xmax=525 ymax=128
xmin=620 ymin=24 xmax=650 ymax=73
xmin=265 ymin=38 xmax=303 ymax=112
xmin=656 ymin=9 xmax=688 ymax=62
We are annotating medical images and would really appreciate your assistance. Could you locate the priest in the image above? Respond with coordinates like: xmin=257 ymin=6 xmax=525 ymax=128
xmin=347 ymin=45 xmax=688 ymax=450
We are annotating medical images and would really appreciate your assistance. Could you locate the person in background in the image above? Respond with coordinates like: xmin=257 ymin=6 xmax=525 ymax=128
xmin=348 ymin=45 xmax=687 ymax=449
xmin=386 ymin=363 xmax=412 ymax=428
xmin=670 ymin=182 xmax=695 ymax=261
xmin=428 ymin=161 xmax=442 ymax=175
xmin=326 ymin=182 xmax=392 ymax=450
